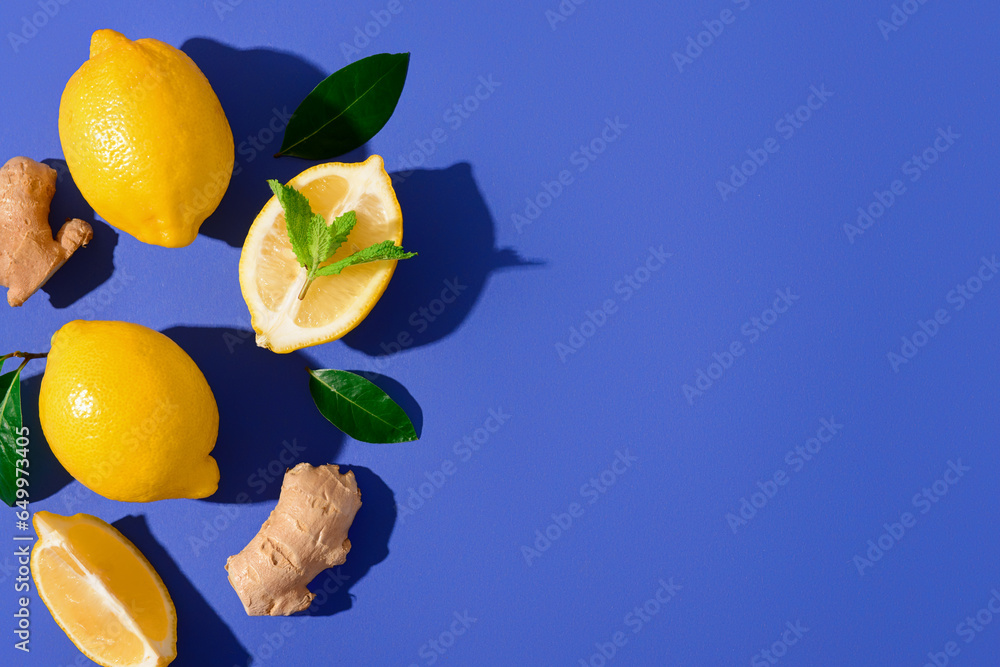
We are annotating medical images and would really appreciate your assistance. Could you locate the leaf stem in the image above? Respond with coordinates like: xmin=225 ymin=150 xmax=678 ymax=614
xmin=0 ymin=351 xmax=46 ymax=375
xmin=1 ymin=351 xmax=47 ymax=363
xmin=298 ymin=272 xmax=316 ymax=301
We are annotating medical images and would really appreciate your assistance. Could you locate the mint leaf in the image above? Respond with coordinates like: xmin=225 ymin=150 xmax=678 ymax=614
xmin=327 ymin=210 xmax=358 ymax=258
xmin=268 ymin=180 xmax=314 ymax=268
xmin=308 ymin=369 xmax=417 ymax=443
xmin=306 ymin=212 xmax=333 ymax=268
xmin=316 ymin=240 xmax=417 ymax=277
xmin=267 ymin=181 xmax=415 ymax=300
xmin=0 ymin=368 xmax=24 ymax=508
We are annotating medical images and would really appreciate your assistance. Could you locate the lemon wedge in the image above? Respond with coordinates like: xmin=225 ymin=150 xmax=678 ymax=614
xmin=31 ymin=511 xmax=177 ymax=667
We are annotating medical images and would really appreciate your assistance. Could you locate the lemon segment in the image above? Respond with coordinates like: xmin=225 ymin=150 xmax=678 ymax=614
xmin=239 ymin=155 xmax=404 ymax=353
xmin=31 ymin=512 xmax=177 ymax=667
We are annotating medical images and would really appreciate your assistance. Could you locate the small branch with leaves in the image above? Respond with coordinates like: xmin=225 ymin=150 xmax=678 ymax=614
xmin=0 ymin=351 xmax=47 ymax=506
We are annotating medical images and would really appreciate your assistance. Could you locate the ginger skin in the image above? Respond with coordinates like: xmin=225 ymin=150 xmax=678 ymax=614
xmin=0 ymin=157 xmax=92 ymax=306
xmin=226 ymin=463 xmax=362 ymax=616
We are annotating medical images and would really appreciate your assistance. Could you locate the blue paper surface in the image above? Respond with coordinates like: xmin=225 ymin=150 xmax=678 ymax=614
xmin=1 ymin=0 xmax=999 ymax=665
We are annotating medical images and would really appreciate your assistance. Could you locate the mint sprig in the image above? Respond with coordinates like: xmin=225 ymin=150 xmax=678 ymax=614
xmin=267 ymin=180 xmax=416 ymax=300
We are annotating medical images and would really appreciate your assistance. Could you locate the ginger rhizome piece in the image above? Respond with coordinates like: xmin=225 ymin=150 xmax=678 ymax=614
xmin=0 ymin=157 xmax=92 ymax=306
xmin=226 ymin=463 xmax=362 ymax=616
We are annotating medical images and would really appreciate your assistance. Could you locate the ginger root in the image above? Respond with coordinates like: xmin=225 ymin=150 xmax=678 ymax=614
xmin=225 ymin=463 xmax=362 ymax=616
xmin=0 ymin=157 xmax=92 ymax=306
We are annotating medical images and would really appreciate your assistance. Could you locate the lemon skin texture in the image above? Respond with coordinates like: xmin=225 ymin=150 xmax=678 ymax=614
xmin=59 ymin=29 xmax=234 ymax=248
xmin=38 ymin=320 xmax=220 ymax=502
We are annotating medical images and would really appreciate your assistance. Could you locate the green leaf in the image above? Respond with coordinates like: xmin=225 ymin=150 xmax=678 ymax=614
xmin=268 ymin=179 xmax=314 ymax=268
xmin=0 ymin=368 xmax=24 ymax=507
xmin=307 ymin=213 xmax=333 ymax=267
xmin=308 ymin=369 xmax=418 ymax=444
xmin=316 ymin=240 xmax=417 ymax=277
xmin=276 ymin=53 xmax=411 ymax=160
xmin=328 ymin=210 xmax=358 ymax=256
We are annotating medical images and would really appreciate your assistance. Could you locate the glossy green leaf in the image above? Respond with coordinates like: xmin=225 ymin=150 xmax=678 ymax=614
xmin=308 ymin=369 xmax=417 ymax=444
xmin=0 ymin=368 xmax=24 ymax=507
xmin=277 ymin=53 xmax=411 ymax=160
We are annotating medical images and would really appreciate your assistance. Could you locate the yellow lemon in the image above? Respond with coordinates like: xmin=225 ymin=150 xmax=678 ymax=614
xmin=239 ymin=155 xmax=405 ymax=353
xmin=59 ymin=29 xmax=234 ymax=247
xmin=39 ymin=320 xmax=219 ymax=502
xmin=32 ymin=511 xmax=177 ymax=667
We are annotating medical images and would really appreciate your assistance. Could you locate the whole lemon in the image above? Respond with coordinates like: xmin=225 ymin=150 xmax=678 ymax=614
xmin=59 ymin=29 xmax=234 ymax=247
xmin=39 ymin=321 xmax=220 ymax=502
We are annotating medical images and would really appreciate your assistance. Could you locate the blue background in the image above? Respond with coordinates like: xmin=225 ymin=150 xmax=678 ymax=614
xmin=2 ymin=0 xmax=999 ymax=665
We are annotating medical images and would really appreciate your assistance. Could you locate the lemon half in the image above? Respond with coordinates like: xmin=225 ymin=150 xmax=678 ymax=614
xmin=239 ymin=155 xmax=404 ymax=353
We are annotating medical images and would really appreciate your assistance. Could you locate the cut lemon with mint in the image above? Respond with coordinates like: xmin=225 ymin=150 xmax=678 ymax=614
xmin=239 ymin=155 xmax=415 ymax=353
xmin=32 ymin=511 xmax=177 ymax=667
